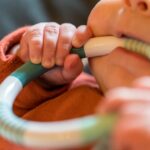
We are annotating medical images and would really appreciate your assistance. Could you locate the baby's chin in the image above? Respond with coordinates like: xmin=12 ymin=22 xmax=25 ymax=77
xmin=89 ymin=46 xmax=150 ymax=93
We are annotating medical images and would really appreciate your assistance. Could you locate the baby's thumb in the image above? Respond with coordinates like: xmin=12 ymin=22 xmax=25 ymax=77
xmin=62 ymin=54 xmax=83 ymax=82
xmin=72 ymin=25 xmax=93 ymax=48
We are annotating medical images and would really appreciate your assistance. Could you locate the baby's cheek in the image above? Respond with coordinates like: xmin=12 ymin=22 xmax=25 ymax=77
xmin=87 ymin=0 xmax=121 ymax=36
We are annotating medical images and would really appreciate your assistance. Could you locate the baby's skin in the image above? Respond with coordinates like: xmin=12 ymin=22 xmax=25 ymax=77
xmin=16 ymin=0 xmax=150 ymax=149
xmin=87 ymin=0 xmax=150 ymax=149
xmin=88 ymin=0 xmax=150 ymax=90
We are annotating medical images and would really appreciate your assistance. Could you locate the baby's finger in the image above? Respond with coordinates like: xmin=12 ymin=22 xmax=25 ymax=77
xmin=72 ymin=25 xmax=93 ymax=48
xmin=27 ymin=23 xmax=45 ymax=64
xmin=62 ymin=54 xmax=83 ymax=82
xmin=42 ymin=22 xmax=60 ymax=68
xmin=121 ymin=103 xmax=150 ymax=117
xmin=112 ymin=116 xmax=150 ymax=150
xmin=56 ymin=23 xmax=76 ymax=66
xmin=18 ymin=33 xmax=29 ymax=62
xmin=98 ymin=87 xmax=150 ymax=114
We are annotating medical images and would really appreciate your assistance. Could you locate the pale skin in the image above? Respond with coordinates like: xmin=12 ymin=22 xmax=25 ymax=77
xmin=16 ymin=0 xmax=150 ymax=149
xmin=88 ymin=0 xmax=150 ymax=149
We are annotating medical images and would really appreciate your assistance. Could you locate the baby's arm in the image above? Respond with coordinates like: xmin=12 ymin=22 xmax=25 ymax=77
xmin=17 ymin=23 xmax=93 ymax=87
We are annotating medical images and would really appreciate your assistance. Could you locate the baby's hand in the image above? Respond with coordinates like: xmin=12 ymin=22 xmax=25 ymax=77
xmin=18 ymin=23 xmax=92 ymax=86
xmin=19 ymin=22 xmax=76 ymax=67
xmin=97 ymin=77 xmax=150 ymax=150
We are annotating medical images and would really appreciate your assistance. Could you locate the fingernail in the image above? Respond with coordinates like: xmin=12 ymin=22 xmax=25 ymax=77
xmin=72 ymin=38 xmax=82 ymax=48
xmin=43 ymin=59 xmax=55 ymax=68
xmin=73 ymin=38 xmax=79 ymax=47
xmin=31 ymin=57 xmax=41 ymax=64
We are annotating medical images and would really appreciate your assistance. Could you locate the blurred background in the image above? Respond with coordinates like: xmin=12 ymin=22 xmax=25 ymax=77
xmin=0 ymin=0 xmax=98 ymax=39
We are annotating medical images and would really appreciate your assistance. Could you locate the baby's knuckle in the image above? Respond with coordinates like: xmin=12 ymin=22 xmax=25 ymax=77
xmin=45 ymin=24 xmax=59 ymax=35
xmin=29 ymin=28 xmax=42 ymax=38
xmin=61 ymin=23 xmax=76 ymax=29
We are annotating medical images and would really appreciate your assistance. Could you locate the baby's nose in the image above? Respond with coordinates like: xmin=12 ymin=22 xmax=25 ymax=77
xmin=124 ymin=0 xmax=150 ymax=16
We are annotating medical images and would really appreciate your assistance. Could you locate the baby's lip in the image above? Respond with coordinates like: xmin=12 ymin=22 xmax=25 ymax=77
xmin=112 ymin=32 xmax=150 ymax=61
xmin=114 ymin=25 xmax=150 ymax=44
xmin=116 ymin=32 xmax=150 ymax=45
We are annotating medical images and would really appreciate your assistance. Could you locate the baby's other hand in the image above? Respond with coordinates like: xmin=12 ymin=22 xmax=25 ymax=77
xmin=97 ymin=78 xmax=150 ymax=150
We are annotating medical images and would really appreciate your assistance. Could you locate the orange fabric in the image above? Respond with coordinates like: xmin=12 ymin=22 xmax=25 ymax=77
xmin=0 ymin=28 xmax=103 ymax=150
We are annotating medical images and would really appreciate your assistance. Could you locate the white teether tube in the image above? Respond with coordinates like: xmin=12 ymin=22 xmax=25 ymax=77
xmin=84 ymin=36 xmax=124 ymax=57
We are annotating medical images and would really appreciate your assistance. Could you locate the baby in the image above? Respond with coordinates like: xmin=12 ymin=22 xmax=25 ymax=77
xmin=0 ymin=0 xmax=150 ymax=149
